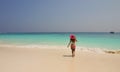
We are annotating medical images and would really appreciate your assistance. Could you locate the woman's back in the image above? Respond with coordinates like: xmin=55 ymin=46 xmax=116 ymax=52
xmin=70 ymin=39 xmax=76 ymax=43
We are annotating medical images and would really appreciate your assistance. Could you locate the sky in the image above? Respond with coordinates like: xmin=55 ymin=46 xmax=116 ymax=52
xmin=0 ymin=0 xmax=120 ymax=32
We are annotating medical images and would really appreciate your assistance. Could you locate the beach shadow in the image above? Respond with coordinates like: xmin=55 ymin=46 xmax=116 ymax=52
xmin=63 ymin=55 xmax=72 ymax=57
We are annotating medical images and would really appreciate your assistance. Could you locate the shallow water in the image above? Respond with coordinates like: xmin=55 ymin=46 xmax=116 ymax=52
xmin=0 ymin=32 xmax=120 ymax=51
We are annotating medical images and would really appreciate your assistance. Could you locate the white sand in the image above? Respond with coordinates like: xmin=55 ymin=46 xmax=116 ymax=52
xmin=0 ymin=47 xmax=120 ymax=72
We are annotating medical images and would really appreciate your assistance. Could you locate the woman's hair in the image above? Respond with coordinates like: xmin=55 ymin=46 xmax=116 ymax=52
xmin=70 ymin=39 xmax=76 ymax=42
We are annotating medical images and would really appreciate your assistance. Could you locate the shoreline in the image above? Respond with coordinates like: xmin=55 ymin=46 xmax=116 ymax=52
xmin=0 ymin=44 xmax=120 ymax=54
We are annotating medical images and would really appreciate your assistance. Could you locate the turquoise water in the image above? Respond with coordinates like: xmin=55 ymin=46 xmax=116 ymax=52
xmin=0 ymin=32 xmax=120 ymax=50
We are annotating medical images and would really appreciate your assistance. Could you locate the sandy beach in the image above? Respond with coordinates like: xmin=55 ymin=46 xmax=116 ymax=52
xmin=0 ymin=47 xmax=120 ymax=72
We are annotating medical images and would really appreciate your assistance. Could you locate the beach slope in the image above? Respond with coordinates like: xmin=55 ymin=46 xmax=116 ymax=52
xmin=0 ymin=47 xmax=120 ymax=72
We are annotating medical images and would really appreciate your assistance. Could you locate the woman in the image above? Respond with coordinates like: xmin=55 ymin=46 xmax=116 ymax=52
xmin=67 ymin=34 xmax=77 ymax=57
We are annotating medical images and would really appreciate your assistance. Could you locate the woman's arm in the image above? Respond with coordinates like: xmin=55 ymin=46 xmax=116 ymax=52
xmin=67 ymin=40 xmax=71 ymax=47
xmin=76 ymin=39 xmax=77 ymax=42
xmin=67 ymin=40 xmax=71 ymax=48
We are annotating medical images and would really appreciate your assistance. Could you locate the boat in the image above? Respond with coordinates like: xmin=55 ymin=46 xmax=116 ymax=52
xmin=110 ymin=31 xmax=115 ymax=34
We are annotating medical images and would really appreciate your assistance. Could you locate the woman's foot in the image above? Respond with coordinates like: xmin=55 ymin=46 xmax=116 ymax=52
xmin=72 ymin=54 xmax=75 ymax=57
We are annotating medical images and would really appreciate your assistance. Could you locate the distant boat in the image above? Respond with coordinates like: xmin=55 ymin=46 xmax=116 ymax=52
xmin=110 ymin=31 xmax=115 ymax=34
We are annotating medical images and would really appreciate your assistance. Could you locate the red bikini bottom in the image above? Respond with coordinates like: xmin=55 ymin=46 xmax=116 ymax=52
xmin=71 ymin=44 xmax=76 ymax=49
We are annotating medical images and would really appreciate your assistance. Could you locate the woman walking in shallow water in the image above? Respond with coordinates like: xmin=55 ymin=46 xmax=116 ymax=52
xmin=67 ymin=34 xmax=77 ymax=57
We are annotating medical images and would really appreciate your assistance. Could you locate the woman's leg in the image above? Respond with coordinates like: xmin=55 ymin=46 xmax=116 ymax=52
xmin=71 ymin=49 xmax=75 ymax=57
xmin=71 ymin=44 xmax=75 ymax=57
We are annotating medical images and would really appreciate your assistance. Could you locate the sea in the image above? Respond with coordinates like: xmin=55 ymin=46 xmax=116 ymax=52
xmin=0 ymin=32 xmax=120 ymax=53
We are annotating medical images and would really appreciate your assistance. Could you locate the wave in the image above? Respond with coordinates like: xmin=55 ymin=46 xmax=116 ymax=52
xmin=0 ymin=44 xmax=120 ymax=54
xmin=78 ymin=46 xmax=120 ymax=54
xmin=0 ymin=44 xmax=66 ymax=49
